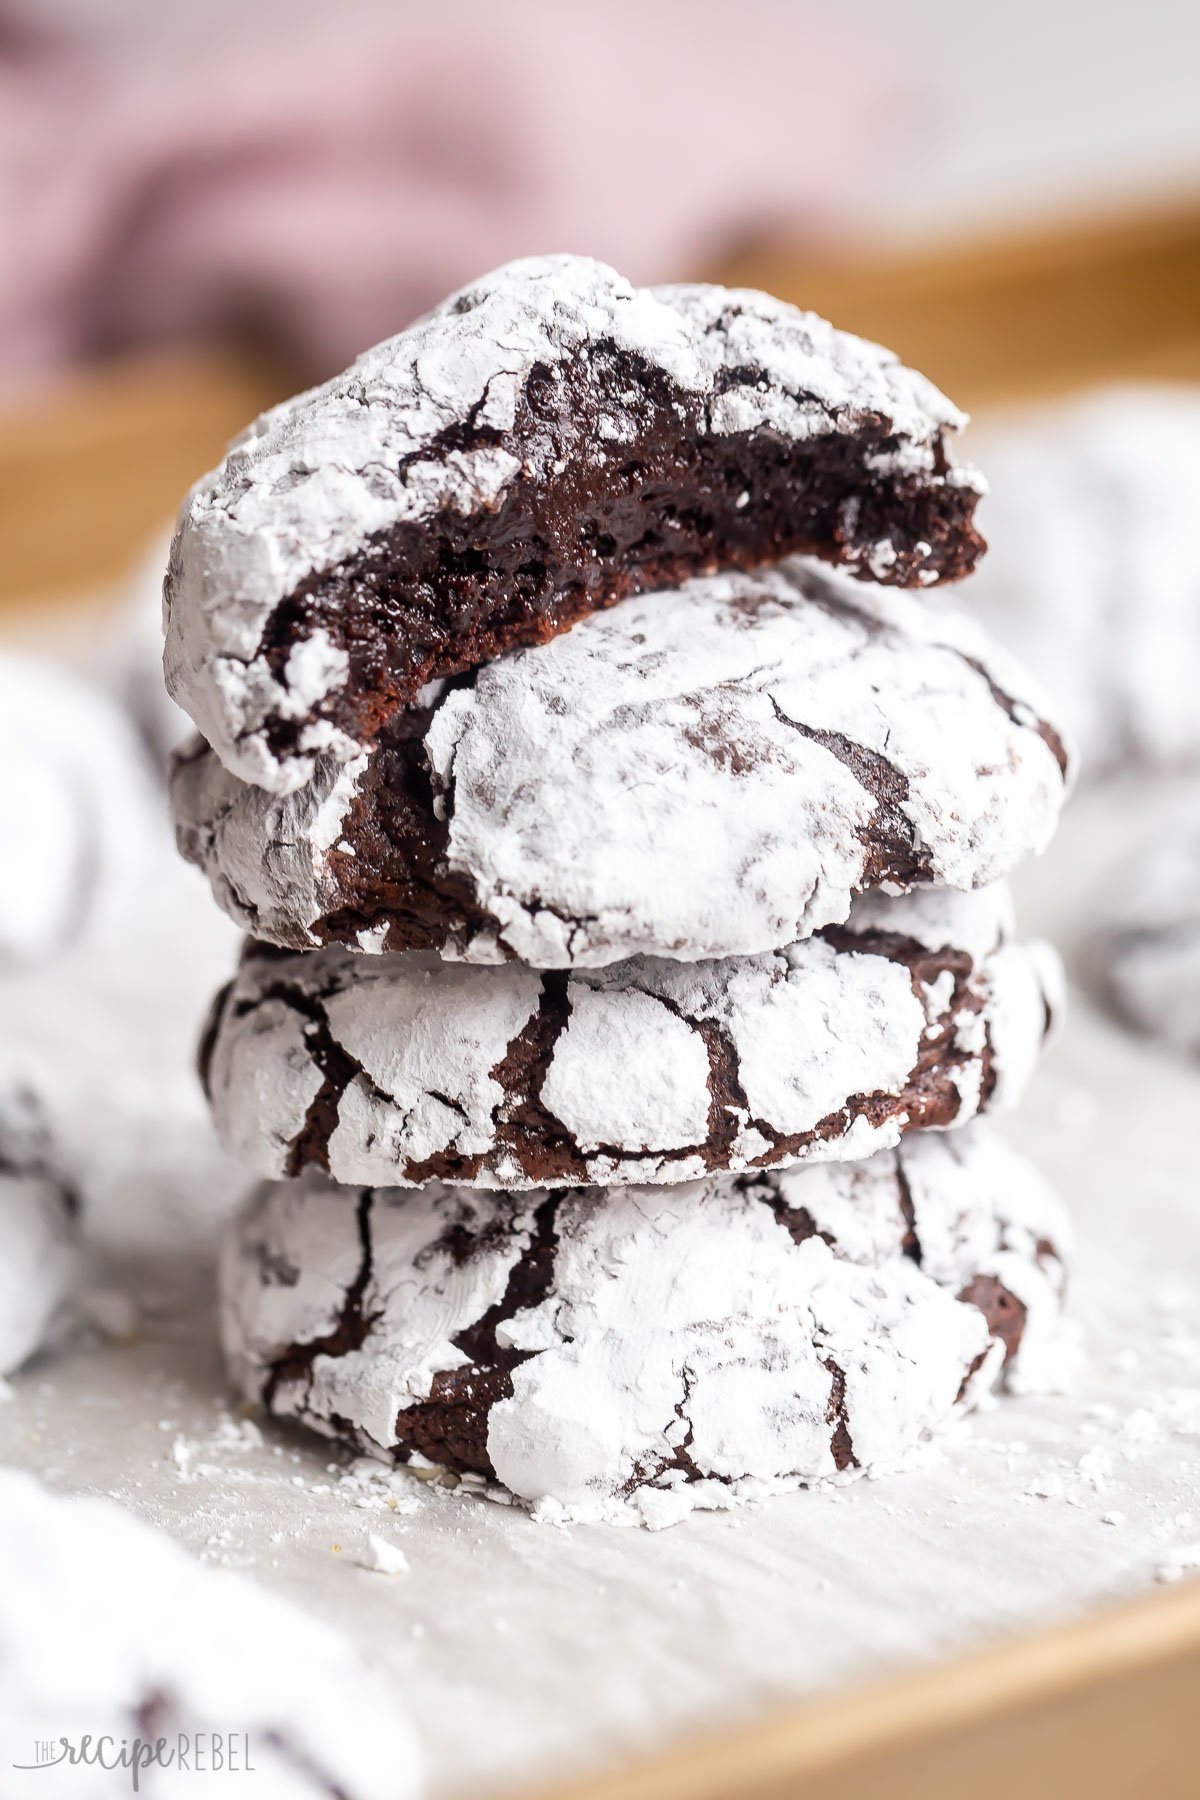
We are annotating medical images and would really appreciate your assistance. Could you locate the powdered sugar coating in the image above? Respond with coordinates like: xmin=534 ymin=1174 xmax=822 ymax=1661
xmin=0 ymin=1083 xmax=78 ymax=1378
xmin=0 ymin=1469 xmax=421 ymax=1797
xmin=1092 ymin=788 xmax=1200 ymax=1058
xmin=0 ymin=653 xmax=163 ymax=967
xmin=172 ymin=563 xmax=1071 ymax=967
xmin=219 ymin=1126 xmax=1070 ymax=1526
xmin=163 ymin=255 xmax=982 ymax=794
xmin=203 ymin=886 xmax=1061 ymax=1189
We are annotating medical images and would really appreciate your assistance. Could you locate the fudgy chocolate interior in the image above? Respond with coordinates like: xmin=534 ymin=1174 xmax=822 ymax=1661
xmin=260 ymin=343 xmax=984 ymax=761
xmin=315 ymin=677 xmax=495 ymax=954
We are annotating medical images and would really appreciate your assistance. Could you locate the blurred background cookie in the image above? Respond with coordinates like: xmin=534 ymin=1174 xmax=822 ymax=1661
xmin=0 ymin=651 xmax=163 ymax=967
xmin=965 ymin=386 xmax=1200 ymax=780
xmin=0 ymin=1467 xmax=420 ymax=1799
xmin=0 ymin=1078 xmax=79 ymax=1378
xmin=1090 ymin=787 xmax=1200 ymax=1059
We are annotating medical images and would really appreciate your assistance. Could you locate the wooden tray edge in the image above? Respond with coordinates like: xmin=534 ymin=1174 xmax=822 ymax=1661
xmin=515 ymin=1578 xmax=1200 ymax=1800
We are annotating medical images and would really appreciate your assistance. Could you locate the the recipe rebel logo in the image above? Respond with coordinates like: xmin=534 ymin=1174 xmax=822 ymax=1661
xmin=12 ymin=1732 xmax=257 ymax=1788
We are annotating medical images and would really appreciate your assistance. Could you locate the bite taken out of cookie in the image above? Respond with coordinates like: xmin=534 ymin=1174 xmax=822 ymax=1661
xmin=164 ymin=255 xmax=987 ymax=795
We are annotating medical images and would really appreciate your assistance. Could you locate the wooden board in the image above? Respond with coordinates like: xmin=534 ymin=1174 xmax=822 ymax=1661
xmin=519 ymin=1581 xmax=1200 ymax=1800
xmin=0 ymin=348 xmax=289 ymax=618
xmin=717 ymin=195 xmax=1200 ymax=410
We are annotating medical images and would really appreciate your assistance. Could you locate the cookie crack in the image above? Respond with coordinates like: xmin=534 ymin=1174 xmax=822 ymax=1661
xmin=316 ymin=672 xmax=496 ymax=955
xmin=961 ymin=653 xmax=1070 ymax=776
xmin=823 ymin=1357 xmax=860 ymax=1471
xmin=241 ymin=915 xmax=1039 ymax=1186
xmin=391 ymin=1195 xmax=563 ymax=1479
xmin=893 ymin=1151 xmax=923 ymax=1263
xmin=416 ymin=949 xmax=991 ymax=1182
xmin=634 ymin=1364 xmax=736 ymax=1494
xmin=764 ymin=1200 xmax=836 ymax=1250
xmin=232 ymin=978 xmax=396 ymax=1177
xmin=646 ymin=992 xmax=752 ymax=1161
xmin=262 ymin=1188 xmax=377 ymax=1410
xmin=402 ymin=973 xmax=587 ymax=1186
xmin=767 ymin=695 xmax=932 ymax=888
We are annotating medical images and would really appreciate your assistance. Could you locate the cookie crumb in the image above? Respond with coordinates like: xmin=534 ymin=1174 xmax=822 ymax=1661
xmin=361 ymin=1533 xmax=410 ymax=1575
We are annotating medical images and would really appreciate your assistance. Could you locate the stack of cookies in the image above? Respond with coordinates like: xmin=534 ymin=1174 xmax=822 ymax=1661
xmin=165 ymin=257 xmax=1075 ymax=1526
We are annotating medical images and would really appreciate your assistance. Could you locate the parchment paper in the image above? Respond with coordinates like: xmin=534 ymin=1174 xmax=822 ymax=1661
xmin=2 ymin=781 xmax=1197 ymax=1799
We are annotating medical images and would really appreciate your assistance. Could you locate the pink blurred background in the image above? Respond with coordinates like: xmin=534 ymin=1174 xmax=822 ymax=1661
xmin=3 ymin=0 xmax=1198 ymax=387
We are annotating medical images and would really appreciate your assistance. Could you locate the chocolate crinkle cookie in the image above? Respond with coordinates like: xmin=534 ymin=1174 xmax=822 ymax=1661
xmin=963 ymin=384 xmax=1200 ymax=778
xmin=0 ymin=1469 xmax=421 ymax=1799
xmin=0 ymin=1081 xmax=80 ymax=1377
xmin=220 ymin=1125 xmax=1070 ymax=1526
xmin=200 ymin=885 xmax=1061 ymax=1190
xmin=0 ymin=652 xmax=163 ymax=968
xmin=1091 ymin=792 xmax=1200 ymax=1058
xmin=171 ymin=562 xmax=1071 ymax=968
xmin=164 ymin=254 xmax=986 ymax=795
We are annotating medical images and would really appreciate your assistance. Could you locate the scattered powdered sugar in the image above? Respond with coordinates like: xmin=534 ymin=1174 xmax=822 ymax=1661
xmin=360 ymin=1533 xmax=411 ymax=1575
xmin=169 ymin=1413 xmax=267 ymax=1486
xmin=1156 ymin=1544 xmax=1200 ymax=1584
xmin=338 ymin=1460 xmax=427 ymax=1515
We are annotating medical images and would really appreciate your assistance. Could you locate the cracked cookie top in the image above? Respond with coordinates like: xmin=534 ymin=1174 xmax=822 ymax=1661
xmin=163 ymin=254 xmax=985 ymax=795
xmin=172 ymin=561 xmax=1071 ymax=969
xmin=200 ymin=884 xmax=1061 ymax=1190
xmin=220 ymin=1125 xmax=1070 ymax=1526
